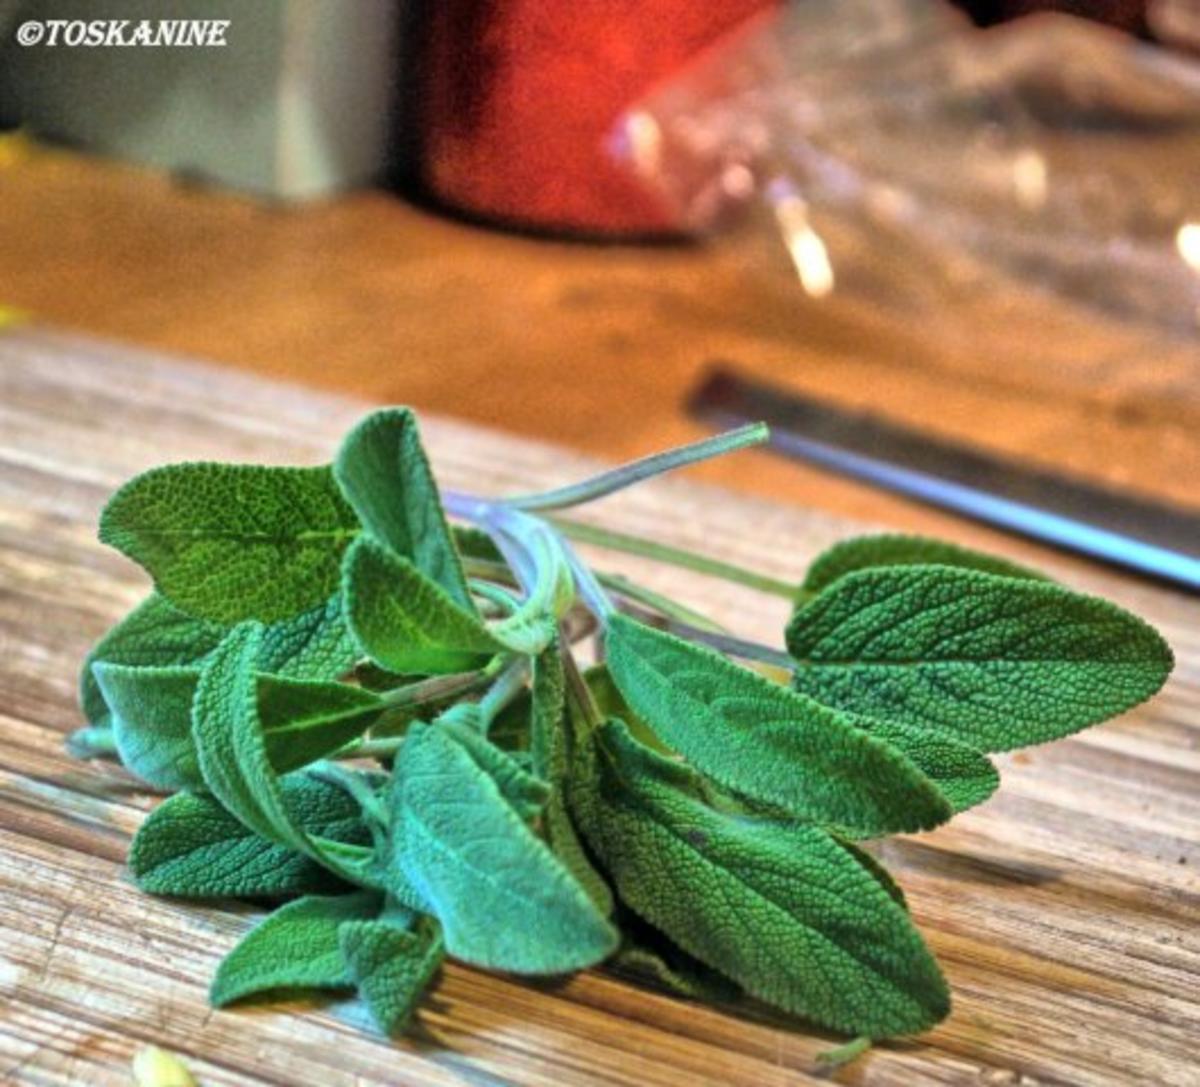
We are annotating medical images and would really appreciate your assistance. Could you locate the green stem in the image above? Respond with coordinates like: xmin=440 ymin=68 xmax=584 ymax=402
xmin=379 ymin=669 xmax=493 ymax=710
xmin=478 ymin=658 xmax=530 ymax=726
xmin=65 ymin=726 xmax=117 ymax=760
xmin=670 ymin=621 xmax=795 ymax=670
xmin=599 ymin=572 xmax=727 ymax=633
xmin=504 ymin=424 xmax=769 ymax=512
xmin=345 ymin=736 xmax=406 ymax=760
xmin=815 ymin=1036 xmax=872 ymax=1068
xmin=552 ymin=517 xmax=796 ymax=600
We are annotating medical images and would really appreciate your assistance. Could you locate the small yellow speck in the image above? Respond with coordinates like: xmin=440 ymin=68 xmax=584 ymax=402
xmin=131 ymin=1045 xmax=197 ymax=1087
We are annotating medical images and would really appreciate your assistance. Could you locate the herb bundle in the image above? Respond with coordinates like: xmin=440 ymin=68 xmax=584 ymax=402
xmin=71 ymin=409 xmax=1173 ymax=1047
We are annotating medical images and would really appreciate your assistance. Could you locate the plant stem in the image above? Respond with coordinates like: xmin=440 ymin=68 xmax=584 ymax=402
xmin=669 ymin=622 xmax=796 ymax=670
xmin=379 ymin=669 xmax=493 ymax=710
xmin=551 ymin=517 xmax=796 ymax=600
xmin=65 ymin=725 xmax=117 ymax=760
xmin=501 ymin=424 xmax=769 ymax=512
xmin=478 ymin=658 xmax=531 ymax=726
xmin=598 ymin=572 xmax=727 ymax=632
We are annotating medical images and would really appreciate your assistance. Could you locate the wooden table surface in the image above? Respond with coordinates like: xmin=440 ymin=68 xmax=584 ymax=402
xmin=5 ymin=147 xmax=1200 ymax=531
xmin=1 ymin=328 xmax=1196 ymax=1086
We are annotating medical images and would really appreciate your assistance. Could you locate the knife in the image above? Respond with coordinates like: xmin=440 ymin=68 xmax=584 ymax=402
xmin=690 ymin=367 xmax=1200 ymax=592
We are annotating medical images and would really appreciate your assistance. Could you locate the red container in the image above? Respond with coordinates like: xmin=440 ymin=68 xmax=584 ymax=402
xmin=412 ymin=1 xmax=778 ymax=237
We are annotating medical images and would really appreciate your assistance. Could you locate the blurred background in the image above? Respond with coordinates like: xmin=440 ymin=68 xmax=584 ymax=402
xmin=2 ymin=0 xmax=1199 ymax=536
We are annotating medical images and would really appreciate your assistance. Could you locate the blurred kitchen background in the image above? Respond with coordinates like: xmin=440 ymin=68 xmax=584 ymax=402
xmin=2 ymin=0 xmax=1199 ymax=535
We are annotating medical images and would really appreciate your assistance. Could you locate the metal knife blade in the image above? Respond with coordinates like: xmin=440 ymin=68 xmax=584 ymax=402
xmin=690 ymin=367 xmax=1200 ymax=592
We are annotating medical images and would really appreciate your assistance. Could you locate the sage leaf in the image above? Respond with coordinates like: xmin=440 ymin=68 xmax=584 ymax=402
xmin=439 ymin=719 xmax=550 ymax=822
xmin=605 ymin=615 xmax=951 ymax=836
xmin=532 ymin=643 xmax=614 ymax=915
xmin=343 ymin=535 xmax=502 ymax=674
xmin=611 ymin=911 xmax=740 ymax=1003
xmin=94 ymin=662 xmax=202 ymax=790
xmin=570 ymin=720 xmax=950 ymax=1038
xmin=529 ymin=639 xmax=566 ymax=780
xmin=129 ymin=771 xmax=373 ymax=897
xmin=99 ymin=462 xmax=360 ymax=623
xmin=848 ymin=717 xmax=999 ymax=815
xmin=339 ymin=914 xmax=445 ymax=1035
xmin=81 ymin=593 xmax=224 ymax=728
xmin=787 ymin=567 xmax=1174 ymax=752
xmin=333 ymin=408 xmax=473 ymax=610
xmin=83 ymin=592 xmax=358 ymax=737
xmin=803 ymin=535 xmax=1046 ymax=594
xmin=211 ymin=891 xmax=381 ymax=1006
xmin=95 ymin=663 xmax=383 ymax=790
xmin=390 ymin=722 xmax=618 ymax=974
xmin=255 ymin=594 xmax=360 ymax=680
xmin=192 ymin=624 xmax=375 ymax=887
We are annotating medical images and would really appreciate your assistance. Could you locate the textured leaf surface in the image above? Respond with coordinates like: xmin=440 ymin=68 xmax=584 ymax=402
xmin=611 ymin=911 xmax=740 ymax=1003
xmin=211 ymin=891 xmax=380 ymax=1006
xmin=129 ymin=772 xmax=372 ymax=897
xmin=339 ymin=915 xmax=445 ymax=1035
xmin=80 ymin=592 xmax=223 ymax=728
xmin=333 ymin=408 xmax=473 ymax=609
xmin=94 ymin=662 xmax=201 ymax=790
xmin=605 ymin=615 xmax=951 ymax=836
xmin=787 ymin=567 xmax=1174 ymax=752
xmin=848 ymin=716 xmax=999 ymax=815
xmin=100 ymin=462 xmax=360 ymax=623
xmin=390 ymin=722 xmax=617 ymax=974
xmin=530 ymin=643 xmax=614 ymax=914
xmin=255 ymin=594 xmax=360 ymax=680
xmin=256 ymin=675 xmax=383 ymax=773
xmin=803 ymin=535 xmax=1046 ymax=593
xmin=439 ymin=720 xmax=550 ymax=822
xmin=343 ymin=535 xmax=501 ymax=674
xmin=95 ymin=663 xmax=382 ymax=789
xmin=570 ymin=721 xmax=949 ymax=1038
xmin=83 ymin=592 xmax=357 ymax=738
xmin=192 ymin=624 xmax=374 ymax=886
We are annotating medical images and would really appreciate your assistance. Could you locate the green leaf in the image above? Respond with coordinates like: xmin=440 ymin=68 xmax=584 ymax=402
xmin=333 ymin=408 xmax=473 ymax=610
xmin=80 ymin=593 xmax=224 ymax=728
xmin=339 ymin=913 xmax=444 ymax=1035
xmin=439 ymin=719 xmax=550 ymax=822
xmin=529 ymin=640 xmax=566 ymax=780
xmin=211 ymin=891 xmax=381 ymax=1006
xmin=569 ymin=720 xmax=950 ymax=1038
xmin=342 ymin=535 xmax=502 ymax=674
xmin=94 ymin=662 xmax=201 ymax=790
xmin=605 ymin=615 xmax=951 ymax=836
xmin=192 ymin=624 xmax=375 ymax=886
xmin=82 ymin=592 xmax=358 ymax=737
xmin=610 ymin=910 xmax=740 ymax=1003
xmin=452 ymin=524 xmax=506 ymax=566
xmin=786 ymin=567 xmax=1174 ymax=752
xmin=94 ymin=663 xmax=383 ymax=790
xmin=129 ymin=771 xmax=374 ymax=897
xmin=256 ymin=676 xmax=384 ymax=773
xmin=255 ymin=594 xmax=360 ymax=680
xmin=530 ymin=644 xmax=614 ymax=915
xmin=99 ymin=462 xmax=360 ymax=623
xmin=390 ymin=722 xmax=618 ymax=974
xmin=835 ymin=838 xmax=908 ymax=909
xmin=803 ymin=535 xmax=1047 ymax=594
xmin=849 ymin=717 xmax=999 ymax=815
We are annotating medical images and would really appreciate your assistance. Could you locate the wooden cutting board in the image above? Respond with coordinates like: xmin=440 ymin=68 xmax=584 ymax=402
xmin=1 ymin=329 xmax=1196 ymax=1087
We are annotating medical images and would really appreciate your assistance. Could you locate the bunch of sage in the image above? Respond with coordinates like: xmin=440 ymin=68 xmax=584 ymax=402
xmin=70 ymin=408 xmax=1172 ymax=1047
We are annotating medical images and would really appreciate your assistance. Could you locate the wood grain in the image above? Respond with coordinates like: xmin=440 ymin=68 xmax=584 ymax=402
xmin=0 ymin=329 xmax=1197 ymax=1086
